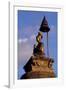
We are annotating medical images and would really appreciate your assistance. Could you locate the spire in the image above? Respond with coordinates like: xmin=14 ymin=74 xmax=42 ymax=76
xmin=40 ymin=16 xmax=50 ymax=32
xmin=39 ymin=16 xmax=50 ymax=57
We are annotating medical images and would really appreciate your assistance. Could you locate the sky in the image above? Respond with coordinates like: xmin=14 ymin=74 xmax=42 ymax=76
xmin=18 ymin=10 xmax=57 ymax=79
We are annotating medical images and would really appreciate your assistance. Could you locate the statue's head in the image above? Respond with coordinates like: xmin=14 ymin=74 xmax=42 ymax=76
xmin=36 ymin=32 xmax=43 ymax=43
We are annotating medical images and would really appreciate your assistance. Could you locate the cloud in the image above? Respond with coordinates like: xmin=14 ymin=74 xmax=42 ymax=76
xmin=18 ymin=33 xmax=36 ymax=44
xmin=18 ymin=38 xmax=33 ymax=66
xmin=18 ymin=38 xmax=28 ymax=43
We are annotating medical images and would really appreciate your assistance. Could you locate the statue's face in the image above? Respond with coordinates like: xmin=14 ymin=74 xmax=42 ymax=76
xmin=36 ymin=32 xmax=43 ymax=43
xmin=38 ymin=35 xmax=42 ymax=42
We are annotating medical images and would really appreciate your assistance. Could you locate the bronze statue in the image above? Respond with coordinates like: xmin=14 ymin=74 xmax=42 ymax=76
xmin=33 ymin=32 xmax=44 ymax=56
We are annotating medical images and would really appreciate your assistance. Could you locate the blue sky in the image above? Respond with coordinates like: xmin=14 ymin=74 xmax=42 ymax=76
xmin=18 ymin=10 xmax=57 ymax=79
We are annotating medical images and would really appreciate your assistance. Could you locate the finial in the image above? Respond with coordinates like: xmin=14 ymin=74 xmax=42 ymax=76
xmin=39 ymin=16 xmax=50 ymax=32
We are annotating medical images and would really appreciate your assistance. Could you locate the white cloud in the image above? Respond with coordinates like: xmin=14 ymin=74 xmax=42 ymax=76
xmin=18 ymin=38 xmax=28 ymax=43
xmin=18 ymin=34 xmax=36 ymax=44
xmin=18 ymin=39 xmax=33 ymax=66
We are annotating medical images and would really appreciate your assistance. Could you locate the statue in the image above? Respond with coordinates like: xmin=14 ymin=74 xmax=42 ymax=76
xmin=33 ymin=32 xmax=45 ymax=56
